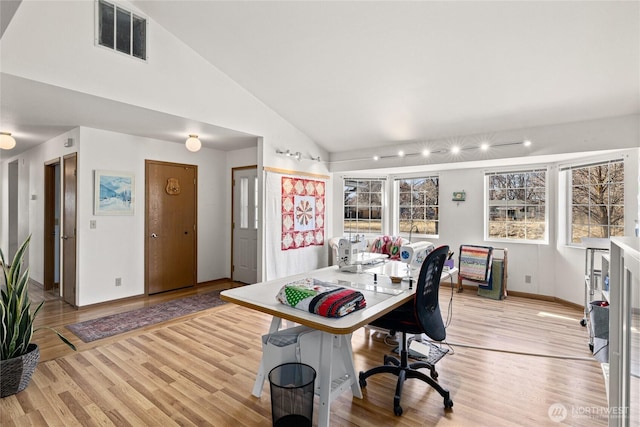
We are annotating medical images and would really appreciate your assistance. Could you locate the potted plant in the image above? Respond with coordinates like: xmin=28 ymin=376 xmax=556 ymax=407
xmin=1 ymin=235 xmax=76 ymax=397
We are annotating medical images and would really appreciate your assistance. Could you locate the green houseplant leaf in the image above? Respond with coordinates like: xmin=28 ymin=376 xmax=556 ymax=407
xmin=1 ymin=235 xmax=76 ymax=361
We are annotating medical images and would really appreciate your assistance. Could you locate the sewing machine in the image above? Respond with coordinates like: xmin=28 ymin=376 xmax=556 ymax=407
xmin=399 ymin=241 xmax=435 ymax=276
xmin=337 ymin=236 xmax=386 ymax=272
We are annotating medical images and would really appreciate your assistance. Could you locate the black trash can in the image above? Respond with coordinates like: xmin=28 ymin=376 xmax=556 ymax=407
xmin=268 ymin=363 xmax=316 ymax=427
xmin=589 ymin=300 xmax=609 ymax=340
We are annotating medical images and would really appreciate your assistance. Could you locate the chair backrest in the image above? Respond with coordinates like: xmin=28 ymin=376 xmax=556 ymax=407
xmin=414 ymin=245 xmax=449 ymax=341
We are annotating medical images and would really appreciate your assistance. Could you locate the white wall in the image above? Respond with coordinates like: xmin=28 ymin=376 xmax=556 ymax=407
xmin=331 ymin=147 xmax=639 ymax=305
xmin=0 ymin=1 xmax=332 ymax=291
xmin=329 ymin=115 xmax=639 ymax=172
xmin=0 ymin=126 xmax=257 ymax=306
xmin=0 ymin=129 xmax=79 ymax=279
xmin=77 ymin=127 xmax=249 ymax=306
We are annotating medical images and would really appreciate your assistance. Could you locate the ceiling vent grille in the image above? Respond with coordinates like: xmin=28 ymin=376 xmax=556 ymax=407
xmin=95 ymin=0 xmax=147 ymax=61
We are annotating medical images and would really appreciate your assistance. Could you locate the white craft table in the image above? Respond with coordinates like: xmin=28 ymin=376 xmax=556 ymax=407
xmin=220 ymin=262 xmax=456 ymax=427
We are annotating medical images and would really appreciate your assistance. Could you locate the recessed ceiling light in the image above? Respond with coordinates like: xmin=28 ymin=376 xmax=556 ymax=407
xmin=480 ymin=142 xmax=489 ymax=151
xmin=422 ymin=149 xmax=430 ymax=156
xmin=451 ymin=146 xmax=460 ymax=154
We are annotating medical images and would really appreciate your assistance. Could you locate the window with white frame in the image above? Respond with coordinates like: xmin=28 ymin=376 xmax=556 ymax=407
xmin=567 ymin=159 xmax=624 ymax=244
xmin=343 ymin=178 xmax=384 ymax=234
xmin=396 ymin=176 xmax=439 ymax=237
xmin=97 ymin=0 xmax=147 ymax=60
xmin=486 ymin=168 xmax=547 ymax=242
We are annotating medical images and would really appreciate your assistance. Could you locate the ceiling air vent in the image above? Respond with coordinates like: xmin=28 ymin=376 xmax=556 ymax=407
xmin=96 ymin=0 xmax=147 ymax=61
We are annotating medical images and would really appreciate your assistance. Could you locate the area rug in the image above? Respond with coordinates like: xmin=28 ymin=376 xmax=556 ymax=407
xmin=66 ymin=291 xmax=226 ymax=343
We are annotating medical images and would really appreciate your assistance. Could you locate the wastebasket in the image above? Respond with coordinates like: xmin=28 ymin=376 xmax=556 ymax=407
xmin=589 ymin=300 xmax=609 ymax=340
xmin=268 ymin=363 xmax=316 ymax=427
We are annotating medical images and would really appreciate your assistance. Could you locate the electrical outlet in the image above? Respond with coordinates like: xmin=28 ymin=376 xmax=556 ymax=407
xmin=115 ymin=277 xmax=122 ymax=286
xmin=525 ymin=275 xmax=532 ymax=284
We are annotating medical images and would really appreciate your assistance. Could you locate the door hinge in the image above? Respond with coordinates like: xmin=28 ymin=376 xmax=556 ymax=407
xmin=231 ymin=265 xmax=235 ymax=273
xmin=74 ymin=169 xmax=77 ymax=177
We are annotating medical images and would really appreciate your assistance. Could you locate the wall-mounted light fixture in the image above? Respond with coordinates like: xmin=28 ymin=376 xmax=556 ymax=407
xmin=0 ymin=132 xmax=16 ymax=150
xmin=185 ymin=134 xmax=201 ymax=152
xmin=275 ymin=148 xmax=301 ymax=161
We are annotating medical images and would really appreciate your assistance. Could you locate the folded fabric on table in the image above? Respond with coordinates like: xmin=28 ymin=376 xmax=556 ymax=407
xmin=276 ymin=278 xmax=367 ymax=318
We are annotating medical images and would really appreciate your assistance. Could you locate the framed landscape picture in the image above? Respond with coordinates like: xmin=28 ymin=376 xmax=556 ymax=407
xmin=94 ymin=170 xmax=135 ymax=215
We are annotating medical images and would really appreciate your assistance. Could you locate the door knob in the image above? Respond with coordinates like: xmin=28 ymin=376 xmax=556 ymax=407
xmin=61 ymin=235 xmax=69 ymax=240
xmin=151 ymin=233 xmax=158 ymax=238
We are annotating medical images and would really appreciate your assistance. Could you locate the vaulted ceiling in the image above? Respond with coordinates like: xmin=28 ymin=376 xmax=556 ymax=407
xmin=2 ymin=1 xmax=639 ymax=157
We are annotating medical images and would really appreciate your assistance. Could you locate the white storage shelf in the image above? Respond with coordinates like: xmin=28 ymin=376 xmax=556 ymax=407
xmin=607 ymin=237 xmax=639 ymax=427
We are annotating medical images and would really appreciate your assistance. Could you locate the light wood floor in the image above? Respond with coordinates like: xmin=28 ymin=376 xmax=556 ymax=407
xmin=1 ymin=281 xmax=610 ymax=426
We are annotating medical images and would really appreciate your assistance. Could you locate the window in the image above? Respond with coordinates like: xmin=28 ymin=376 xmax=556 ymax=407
xmin=396 ymin=176 xmax=439 ymax=236
xmin=239 ymin=176 xmax=259 ymax=230
xmin=240 ymin=177 xmax=248 ymax=229
xmin=343 ymin=178 xmax=384 ymax=234
xmin=254 ymin=176 xmax=259 ymax=230
xmin=97 ymin=0 xmax=147 ymax=60
xmin=568 ymin=159 xmax=624 ymax=243
xmin=486 ymin=168 xmax=547 ymax=242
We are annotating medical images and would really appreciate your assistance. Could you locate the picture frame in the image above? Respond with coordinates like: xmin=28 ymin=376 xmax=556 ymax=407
xmin=94 ymin=170 xmax=135 ymax=215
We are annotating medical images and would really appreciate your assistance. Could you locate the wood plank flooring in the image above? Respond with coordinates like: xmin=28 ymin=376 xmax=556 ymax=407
xmin=1 ymin=281 xmax=610 ymax=426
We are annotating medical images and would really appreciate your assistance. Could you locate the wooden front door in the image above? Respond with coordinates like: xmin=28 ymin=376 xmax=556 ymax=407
xmin=145 ymin=160 xmax=197 ymax=294
xmin=62 ymin=153 xmax=77 ymax=306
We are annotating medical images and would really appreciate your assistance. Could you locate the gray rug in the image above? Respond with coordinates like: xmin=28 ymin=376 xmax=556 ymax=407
xmin=66 ymin=291 xmax=225 ymax=343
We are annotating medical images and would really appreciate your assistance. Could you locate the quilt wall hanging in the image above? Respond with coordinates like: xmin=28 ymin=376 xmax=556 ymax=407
xmin=281 ymin=176 xmax=325 ymax=250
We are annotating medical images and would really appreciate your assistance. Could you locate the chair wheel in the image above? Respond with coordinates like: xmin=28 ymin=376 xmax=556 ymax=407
xmin=444 ymin=398 xmax=454 ymax=409
xmin=580 ymin=318 xmax=587 ymax=327
xmin=359 ymin=372 xmax=367 ymax=388
xmin=589 ymin=343 xmax=594 ymax=352
xmin=430 ymin=370 xmax=439 ymax=380
xmin=394 ymin=405 xmax=403 ymax=416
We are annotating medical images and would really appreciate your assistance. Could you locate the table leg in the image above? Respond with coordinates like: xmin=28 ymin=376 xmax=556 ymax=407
xmin=339 ymin=334 xmax=363 ymax=399
xmin=252 ymin=317 xmax=283 ymax=398
xmin=317 ymin=332 xmax=334 ymax=427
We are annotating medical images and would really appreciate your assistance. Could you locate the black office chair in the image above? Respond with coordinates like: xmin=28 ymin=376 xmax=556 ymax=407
xmin=359 ymin=245 xmax=453 ymax=416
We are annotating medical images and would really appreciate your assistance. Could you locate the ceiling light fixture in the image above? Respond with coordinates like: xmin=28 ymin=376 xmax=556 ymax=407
xmin=365 ymin=139 xmax=532 ymax=162
xmin=0 ymin=132 xmax=16 ymax=150
xmin=185 ymin=134 xmax=201 ymax=152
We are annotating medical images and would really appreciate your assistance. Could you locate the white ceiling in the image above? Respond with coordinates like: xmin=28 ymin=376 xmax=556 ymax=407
xmin=2 ymin=1 xmax=639 ymax=157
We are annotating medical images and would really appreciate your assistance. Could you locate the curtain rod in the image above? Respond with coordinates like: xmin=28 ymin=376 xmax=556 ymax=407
xmin=263 ymin=166 xmax=329 ymax=180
